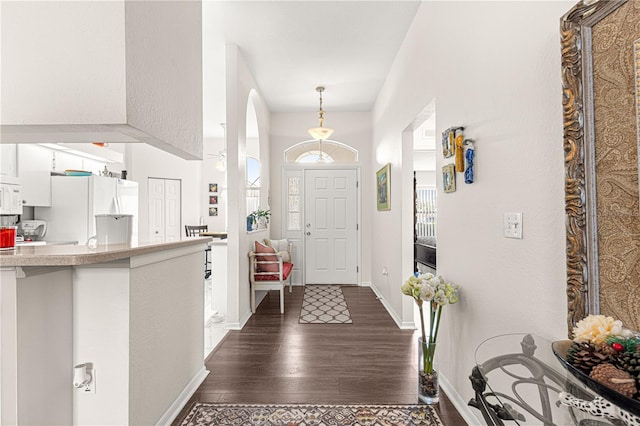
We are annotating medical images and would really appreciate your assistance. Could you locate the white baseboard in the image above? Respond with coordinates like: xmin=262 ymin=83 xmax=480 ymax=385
xmin=367 ymin=283 xmax=477 ymax=423
xmin=226 ymin=293 xmax=266 ymax=330
xmin=156 ymin=366 xmax=209 ymax=426
xmin=369 ymin=283 xmax=415 ymax=330
xmin=226 ymin=308 xmax=252 ymax=330
xmin=439 ymin=372 xmax=483 ymax=426
xmin=361 ymin=281 xmax=372 ymax=287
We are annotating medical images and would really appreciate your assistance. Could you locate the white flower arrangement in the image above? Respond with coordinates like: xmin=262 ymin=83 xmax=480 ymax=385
xmin=401 ymin=273 xmax=460 ymax=373
xmin=572 ymin=314 xmax=632 ymax=344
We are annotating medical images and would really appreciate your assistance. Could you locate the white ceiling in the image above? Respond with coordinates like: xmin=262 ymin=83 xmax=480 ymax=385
xmin=203 ymin=1 xmax=421 ymax=138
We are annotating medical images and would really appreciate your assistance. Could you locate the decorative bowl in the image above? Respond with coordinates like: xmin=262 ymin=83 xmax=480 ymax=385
xmin=64 ymin=170 xmax=92 ymax=176
xmin=552 ymin=340 xmax=640 ymax=417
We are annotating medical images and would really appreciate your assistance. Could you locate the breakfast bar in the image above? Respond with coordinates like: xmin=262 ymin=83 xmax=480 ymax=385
xmin=0 ymin=238 xmax=211 ymax=425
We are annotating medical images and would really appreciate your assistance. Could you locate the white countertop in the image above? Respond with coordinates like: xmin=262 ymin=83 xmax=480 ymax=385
xmin=0 ymin=237 xmax=212 ymax=267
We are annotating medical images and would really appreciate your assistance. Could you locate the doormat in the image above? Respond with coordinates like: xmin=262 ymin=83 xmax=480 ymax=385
xmin=299 ymin=285 xmax=352 ymax=324
xmin=180 ymin=403 xmax=444 ymax=426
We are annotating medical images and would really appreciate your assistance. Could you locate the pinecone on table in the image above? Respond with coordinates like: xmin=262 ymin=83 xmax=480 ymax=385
xmin=615 ymin=349 xmax=640 ymax=380
xmin=596 ymin=342 xmax=620 ymax=363
xmin=590 ymin=363 xmax=637 ymax=398
xmin=568 ymin=342 xmax=609 ymax=374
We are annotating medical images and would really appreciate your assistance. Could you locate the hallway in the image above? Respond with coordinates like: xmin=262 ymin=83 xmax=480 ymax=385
xmin=175 ymin=286 xmax=467 ymax=425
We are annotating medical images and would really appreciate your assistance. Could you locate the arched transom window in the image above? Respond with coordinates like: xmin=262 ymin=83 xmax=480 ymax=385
xmin=284 ymin=140 xmax=358 ymax=163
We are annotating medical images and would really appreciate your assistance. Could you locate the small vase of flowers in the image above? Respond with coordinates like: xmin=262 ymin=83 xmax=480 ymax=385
xmin=402 ymin=272 xmax=459 ymax=404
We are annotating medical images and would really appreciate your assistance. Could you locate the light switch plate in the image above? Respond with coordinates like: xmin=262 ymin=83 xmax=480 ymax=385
xmin=504 ymin=212 xmax=523 ymax=239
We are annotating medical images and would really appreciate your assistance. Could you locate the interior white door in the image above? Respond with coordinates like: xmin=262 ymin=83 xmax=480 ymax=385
xmin=164 ymin=179 xmax=181 ymax=241
xmin=148 ymin=178 xmax=165 ymax=242
xmin=304 ymin=169 xmax=358 ymax=284
xmin=147 ymin=178 xmax=182 ymax=242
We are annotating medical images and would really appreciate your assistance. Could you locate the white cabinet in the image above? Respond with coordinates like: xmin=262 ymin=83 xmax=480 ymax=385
xmin=0 ymin=144 xmax=17 ymax=177
xmin=17 ymin=145 xmax=52 ymax=206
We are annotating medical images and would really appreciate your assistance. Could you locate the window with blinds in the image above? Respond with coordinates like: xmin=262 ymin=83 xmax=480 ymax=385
xmin=416 ymin=187 xmax=437 ymax=238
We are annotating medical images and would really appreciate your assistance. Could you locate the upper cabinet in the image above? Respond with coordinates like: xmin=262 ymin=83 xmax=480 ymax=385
xmin=0 ymin=1 xmax=203 ymax=160
xmin=0 ymin=144 xmax=17 ymax=177
xmin=17 ymin=145 xmax=52 ymax=207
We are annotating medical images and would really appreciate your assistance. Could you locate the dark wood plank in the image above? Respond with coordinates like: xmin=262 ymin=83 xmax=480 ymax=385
xmin=173 ymin=286 xmax=468 ymax=425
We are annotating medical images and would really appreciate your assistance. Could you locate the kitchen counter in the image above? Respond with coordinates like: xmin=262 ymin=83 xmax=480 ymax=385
xmin=200 ymin=231 xmax=227 ymax=239
xmin=0 ymin=237 xmax=211 ymax=425
xmin=0 ymin=237 xmax=211 ymax=266
xmin=15 ymin=240 xmax=77 ymax=247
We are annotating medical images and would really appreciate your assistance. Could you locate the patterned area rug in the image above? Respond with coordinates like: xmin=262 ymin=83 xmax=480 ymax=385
xmin=299 ymin=285 xmax=352 ymax=324
xmin=181 ymin=403 xmax=443 ymax=426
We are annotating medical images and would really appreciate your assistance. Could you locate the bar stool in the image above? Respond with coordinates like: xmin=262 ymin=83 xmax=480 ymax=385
xmin=185 ymin=225 xmax=211 ymax=279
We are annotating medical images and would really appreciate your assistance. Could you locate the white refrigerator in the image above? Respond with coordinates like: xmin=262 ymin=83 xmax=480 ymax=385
xmin=36 ymin=175 xmax=139 ymax=244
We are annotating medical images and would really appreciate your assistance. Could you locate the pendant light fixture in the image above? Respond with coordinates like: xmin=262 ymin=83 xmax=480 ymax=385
xmin=308 ymin=86 xmax=334 ymax=141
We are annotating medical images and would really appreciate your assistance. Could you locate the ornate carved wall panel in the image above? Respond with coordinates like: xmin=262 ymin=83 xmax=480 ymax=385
xmin=562 ymin=0 xmax=640 ymax=335
xmin=592 ymin=1 xmax=640 ymax=331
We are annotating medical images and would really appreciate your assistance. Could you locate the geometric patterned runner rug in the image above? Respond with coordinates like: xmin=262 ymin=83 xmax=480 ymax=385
xmin=180 ymin=403 xmax=444 ymax=426
xmin=298 ymin=285 xmax=353 ymax=324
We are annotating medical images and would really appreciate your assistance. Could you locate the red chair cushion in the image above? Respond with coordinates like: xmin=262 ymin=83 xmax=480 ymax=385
xmin=254 ymin=262 xmax=294 ymax=281
xmin=255 ymin=241 xmax=278 ymax=272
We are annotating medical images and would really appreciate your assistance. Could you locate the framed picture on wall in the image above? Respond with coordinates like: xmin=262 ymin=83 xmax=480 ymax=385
xmin=443 ymin=164 xmax=456 ymax=193
xmin=376 ymin=163 xmax=391 ymax=211
xmin=209 ymin=183 xmax=218 ymax=193
xmin=209 ymin=207 xmax=218 ymax=216
xmin=442 ymin=128 xmax=454 ymax=158
xmin=209 ymin=195 xmax=218 ymax=205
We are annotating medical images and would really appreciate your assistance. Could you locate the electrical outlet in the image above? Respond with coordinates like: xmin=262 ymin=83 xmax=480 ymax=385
xmin=382 ymin=267 xmax=389 ymax=276
xmin=504 ymin=212 xmax=523 ymax=239
xmin=79 ymin=369 xmax=96 ymax=394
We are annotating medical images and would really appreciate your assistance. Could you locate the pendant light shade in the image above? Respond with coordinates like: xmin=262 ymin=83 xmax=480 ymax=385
xmin=308 ymin=86 xmax=334 ymax=141
xmin=307 ymin=126 xmax=334 ymax=141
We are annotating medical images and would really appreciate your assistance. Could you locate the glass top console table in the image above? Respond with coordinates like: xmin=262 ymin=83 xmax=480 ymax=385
xmin=469 ymin=333 xmax=639 ymax=426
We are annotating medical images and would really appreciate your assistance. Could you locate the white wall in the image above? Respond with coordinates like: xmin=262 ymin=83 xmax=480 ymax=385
xmin=372 ymin=0 xmax=573 ymax=419
xmin=17 ymin=269 xmax=73 ymax=425
xmin=224 ymin=45 xmax=271 ymax=328
xmin=202 ymin=137 xmax=227 ymax=231
xmin=125 ymin=1 xmax=203 ymax=160
xmin=1 ymin=1 xmax=204 ymax=162
xmin=270 ymin=112 xmax=373 ymax=284
xmin=1 ymin=1 xmax=126 ymax=124
xmin=129 ymin=251 xmax=204 ymax=425
xmin=128 ymin=144 xmax=202 ymax=241
xmin=415 ymin=171 xmax=436 ymax=188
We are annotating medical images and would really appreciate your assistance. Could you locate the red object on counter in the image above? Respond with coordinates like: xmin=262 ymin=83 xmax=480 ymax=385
xmin=0 ymin=227 xmax=17 ymax=249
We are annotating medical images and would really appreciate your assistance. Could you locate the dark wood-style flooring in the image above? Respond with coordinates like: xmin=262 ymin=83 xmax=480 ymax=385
xmin=174 ymin=286 xmax=467 ymax=425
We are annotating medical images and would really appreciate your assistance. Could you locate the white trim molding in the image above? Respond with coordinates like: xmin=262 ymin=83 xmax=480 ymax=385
xmin=225 ymin=308 xmax=252 ymax=330
xmin=369 ymin=282 xmax=415 ymax=330
xmin=439 ymin=371 xmax=483 ymax=426
xmin=155 ymin=366 xmax=209 ymax=426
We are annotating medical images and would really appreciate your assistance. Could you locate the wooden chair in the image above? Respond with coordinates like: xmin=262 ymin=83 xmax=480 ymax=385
xmin=248 ymin=242 xmax=294 ymax=314
xmin=185 ymin=225 xmax=211 ymax=279
xmin=185 ymin=225 xmax=208 ymax=237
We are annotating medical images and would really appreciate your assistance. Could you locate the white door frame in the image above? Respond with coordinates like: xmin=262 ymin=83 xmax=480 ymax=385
xmin=282 ymin=164 xmax=361 ymax=286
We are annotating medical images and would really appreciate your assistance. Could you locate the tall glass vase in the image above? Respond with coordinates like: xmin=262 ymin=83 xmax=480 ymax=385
xmin=418 ymin=337 xmax=439 ymax=404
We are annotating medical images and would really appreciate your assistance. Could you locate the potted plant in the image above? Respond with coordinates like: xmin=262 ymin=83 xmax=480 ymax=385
xmin=248 ymin=209 xmax=270 ymax=230
xmin=254 ymin=209 xmax=270 ymax=229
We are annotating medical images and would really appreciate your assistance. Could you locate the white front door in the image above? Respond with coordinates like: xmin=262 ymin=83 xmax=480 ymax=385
xmin=304 ymin=169 xmax=358 ymax=284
